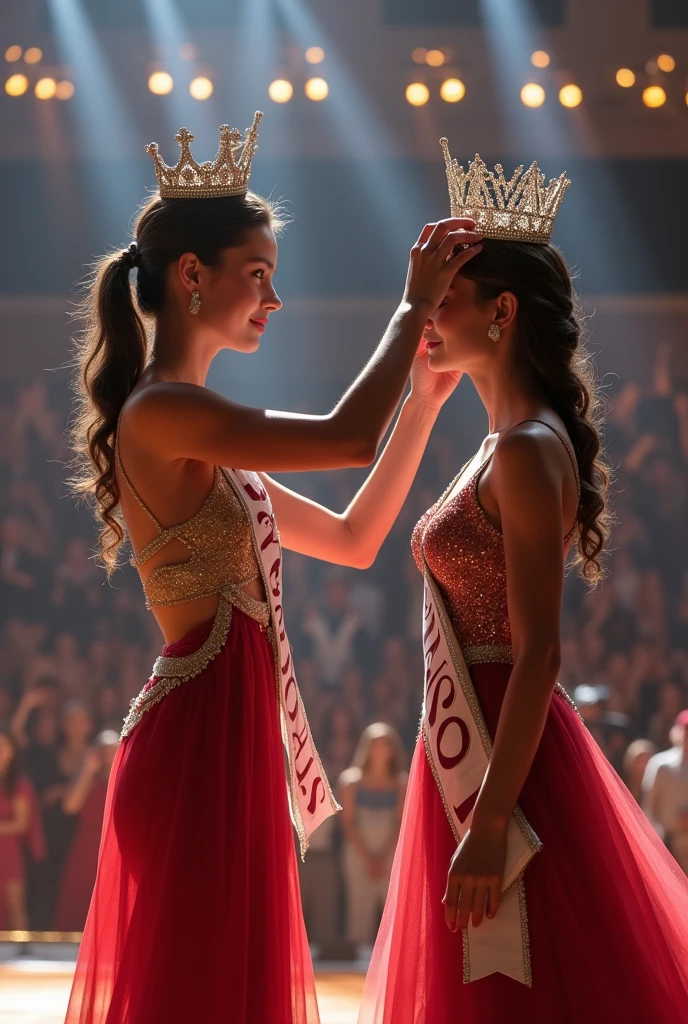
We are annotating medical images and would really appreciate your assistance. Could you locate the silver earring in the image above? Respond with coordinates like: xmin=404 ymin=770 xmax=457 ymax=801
xmin=189 ymin=290 xmax=201 ymax=315
xmin=488 ymin=323 xmax=501 ymax=342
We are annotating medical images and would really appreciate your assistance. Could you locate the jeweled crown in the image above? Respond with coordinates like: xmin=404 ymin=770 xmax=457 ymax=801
xmin=440 ymin=138 xmax=570 ymax=245
xmin=146 ymin=112 xmax=263 ymax=199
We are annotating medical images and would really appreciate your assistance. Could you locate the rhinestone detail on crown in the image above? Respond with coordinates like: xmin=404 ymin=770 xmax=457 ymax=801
xmin=440 ymin=138 xmax=570 ymax=245
xmin=146 ymin=112 xmax=263 ymax=199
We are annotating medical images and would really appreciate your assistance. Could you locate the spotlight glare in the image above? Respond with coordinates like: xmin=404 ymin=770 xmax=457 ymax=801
xmin=657 ymin=54 xmax=675 ymax=73
xmin=406 ymin=82 xmax=430 ymax=106
xmin=521 ymin=82 xmax=545 ymax=108
xmin=55 ymin=80 xmax=75 ymax=100
xmin=559 ymin=83 xmax=582 ymax=108
xmin=305 ymin=46 xmax=325 ymax=64
xmin=5 ymin=73 xmax=28 ymax=96
xmin=425 ymin=49 xmax=445 ymax=67
xmin=268 ymin=79 xmax=293 ymax=103
xmin=616 ymin=68 xmax=635 ymax=88
xmin=189 ymin=76 xmax=213 ymax=100
xmin=35 ymin=77 xmax=57 ymax=100
xmin=148 ymin=71 xmax=174 ymax=95
xmin=412 ymin=47 xmax=427 ymax=64
xmin=531 ymin=50 xmax=550 ymax=68
xmin=5 ymin=46 xmax=22 ymax=63
xmin=440 ymin=78 xmax=465 ymax=103
xmin=642 ymin=85 xmax=666 ymax=108
xmin=24 ymin=47 xmax=42 ymax=65
xmin=305 ymin=77 xmax=329 ymax=101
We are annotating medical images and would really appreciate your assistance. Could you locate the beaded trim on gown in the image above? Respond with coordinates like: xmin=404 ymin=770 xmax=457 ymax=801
xmin=359 ymin=422 xmax=688 ymax=1024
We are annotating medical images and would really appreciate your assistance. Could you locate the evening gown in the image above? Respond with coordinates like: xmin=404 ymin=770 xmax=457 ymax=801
xmin=359 ymin=420 xmax=688 ymax=1023
xmin=64 ymin=438 xmax=319 ymax=1023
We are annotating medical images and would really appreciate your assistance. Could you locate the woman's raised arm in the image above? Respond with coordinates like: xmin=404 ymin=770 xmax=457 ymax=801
xmin=127 ymin=220 xmax=481 ymax=473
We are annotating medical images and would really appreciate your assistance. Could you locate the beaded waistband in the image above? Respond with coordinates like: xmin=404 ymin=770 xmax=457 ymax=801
xmin=463 ymin=644 xmax=514 ymax=666
xmin=121 ymin=586 xmax=271 ymax=739
xmin=460 ymin=645 xmax=582 ymax=719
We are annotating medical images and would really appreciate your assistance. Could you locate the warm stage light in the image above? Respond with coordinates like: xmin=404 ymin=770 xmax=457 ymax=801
xmin=406 ymin=82 xmax=430 ymax=106
xmin=55 ymin=80 xmax=75 ymax=100
xmin=305 ymin=47 xmax=325 ymax=64
xmin=5 ymin=74 xmax=28 ymax=96
xmin=5 ymin=46 xmax=22 ymax=63
xmin=440 ymin=78 xmax=465 ymax=103
xmin=642 ymin=85 xmax=666 ymax=108
xmin=35 ymin=77 xmax=57 ymax=100
xmin=268 ymin=79 xmax=293 ymax=103
xmin=148 ymin=71 xmax=173 ymax=95
xmin=412 ymin=47 xmax=427 ymax=64
xmin=425 ymin=49 xmax=445 ymax=67
xmin=24 ymin=47 xmax=42 ymax=65
xmin=616 ymin=68 xmax=635 ymax=88
xmin=521 ymin=83 xmax=545 ymax=107
xmin=190 ymin=76 xmax=213 ymax=100
xmin=305 ymin=77 xmax=328 ymax=101
xmin=657 ymin=54 xmax=675 ymax=73
xmin=559 ymin=84 xmax=582 ymax=108
xmin=531 ymin=50 xmax=550 ymax=68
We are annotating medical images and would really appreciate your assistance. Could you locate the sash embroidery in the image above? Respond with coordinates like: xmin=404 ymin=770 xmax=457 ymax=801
xmin=421 ymin=560 xmax=542 ymax=986
xmin=224 ymin=469 xmax=340 ymax=859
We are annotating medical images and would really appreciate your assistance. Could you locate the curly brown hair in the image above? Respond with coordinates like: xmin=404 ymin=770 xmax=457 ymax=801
xmin=68 ymin=191 xmax=287 ymax=577
xmin=460 ymin=239 xmax=611 ymax=584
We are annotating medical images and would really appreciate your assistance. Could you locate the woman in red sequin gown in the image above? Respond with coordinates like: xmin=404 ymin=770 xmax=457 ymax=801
xmin=358 ymin=239 xmax=688 ymax=1023
xmin=65 ymin=112 xmax=483 ymax=1024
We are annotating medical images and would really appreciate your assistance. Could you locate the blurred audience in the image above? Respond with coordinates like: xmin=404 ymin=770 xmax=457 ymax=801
xmin=1 ymin=344 xmax=688 ymax=939
xmin=339 ymin=724 xmax=407 ymax=950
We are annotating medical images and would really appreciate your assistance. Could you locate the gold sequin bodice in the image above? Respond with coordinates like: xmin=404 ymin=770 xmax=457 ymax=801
xmin=412 ymin=419 xmax=580 ymax=650
xmin=115 ymin=435 xmax=261 ymax=610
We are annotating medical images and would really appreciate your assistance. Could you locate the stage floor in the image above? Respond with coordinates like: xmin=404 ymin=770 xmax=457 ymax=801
xmin=0 ymin=959 xmax=365 ymax=1023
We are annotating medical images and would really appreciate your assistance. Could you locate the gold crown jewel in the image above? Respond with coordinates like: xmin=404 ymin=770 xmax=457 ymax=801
xmin=146 ymin=112 xmax=263 ymax=199
xmin=440 ymin=138 xmax=570 ymax=245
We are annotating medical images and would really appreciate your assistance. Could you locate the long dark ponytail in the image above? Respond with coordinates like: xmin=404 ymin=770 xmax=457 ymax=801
xmin=460 ymin=240 xmax=611 ymax=584
xmin=69 ymin=191 xmax=286 ymax=576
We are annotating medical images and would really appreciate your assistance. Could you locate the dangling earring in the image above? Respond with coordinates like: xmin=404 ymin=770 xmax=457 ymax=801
xmin=189 ymin=290 xmax=201 ymax=315
xmin=488 ymin=322 xmax=501 ymax=342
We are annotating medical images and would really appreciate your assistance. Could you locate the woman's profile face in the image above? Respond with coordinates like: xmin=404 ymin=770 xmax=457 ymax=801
xmin=425 ymin=271 xmax=495 ymax=373
xmin=198 ymin=222 xmax=282 ymax=353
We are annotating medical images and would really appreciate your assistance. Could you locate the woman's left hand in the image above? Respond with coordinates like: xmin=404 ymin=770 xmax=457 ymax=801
xmin=409 ymin=336 xmax=462 ymax=412
xmin=442 ymin=819 xmax=508 ymax=931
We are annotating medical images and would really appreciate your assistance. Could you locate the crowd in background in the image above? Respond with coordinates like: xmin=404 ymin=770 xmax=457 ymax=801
xmin=1 ymin=338 xmax=688 ymax=950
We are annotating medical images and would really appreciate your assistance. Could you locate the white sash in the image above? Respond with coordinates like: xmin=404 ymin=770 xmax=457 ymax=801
xmin=421 ymin=564 xmax=541 ymax=986
xmin=225 ymin=468 xmax=340 ymax=859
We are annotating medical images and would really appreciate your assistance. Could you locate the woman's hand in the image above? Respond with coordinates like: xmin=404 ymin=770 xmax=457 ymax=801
xmin=409 ymin=337 xmax=463 ymax=411
xmin=403 ymin=218 xmax=482 ymax=313
xmin=442 ymin=819 xmax=508 ymax=931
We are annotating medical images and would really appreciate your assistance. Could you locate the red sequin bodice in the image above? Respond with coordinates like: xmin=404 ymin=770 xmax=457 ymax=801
xmin=412 ymin=455 xmax=510 ymax=649
xmin=412 ymin=422 xmax=579 ymax=650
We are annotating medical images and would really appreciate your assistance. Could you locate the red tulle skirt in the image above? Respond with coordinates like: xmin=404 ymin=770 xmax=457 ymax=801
xmin=359 ymin=662 xmax=688 ymax=1023
xmin=65 ymin=607 xmax=319 ymax=1024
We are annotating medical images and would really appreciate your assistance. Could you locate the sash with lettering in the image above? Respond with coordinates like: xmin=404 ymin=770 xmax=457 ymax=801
xmin=421 ymin=556 xmax=542 ymax=986
xmin=225 ymin=468 xmax=340 ymax=859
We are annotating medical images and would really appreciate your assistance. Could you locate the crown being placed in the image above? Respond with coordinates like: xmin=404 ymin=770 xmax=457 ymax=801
xmin=440 ymin=138 xmax=570 ymax=245
xmin=146 ymin=112 xmax=263 ymax=199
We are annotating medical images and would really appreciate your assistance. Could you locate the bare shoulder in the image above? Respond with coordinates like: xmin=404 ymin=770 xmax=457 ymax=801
xmin=338 ymin=766 xmax=362 ymax=790
xmin=492 ymin=419 xmax=571 ymax=491
xmin=123 ymin=381 xmax=234 ymax=429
